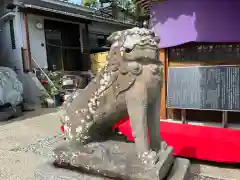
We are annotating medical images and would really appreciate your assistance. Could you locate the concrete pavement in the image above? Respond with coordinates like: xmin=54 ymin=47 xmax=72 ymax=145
xmin=190 ymin=161 xmax=240 ymax=180
xmin=0 ymin=109 xmax=62 ymax=180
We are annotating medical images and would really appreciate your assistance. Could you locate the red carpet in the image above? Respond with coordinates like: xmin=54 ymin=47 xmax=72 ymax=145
xmin=115 ymin=117 xmax=240 ymax=163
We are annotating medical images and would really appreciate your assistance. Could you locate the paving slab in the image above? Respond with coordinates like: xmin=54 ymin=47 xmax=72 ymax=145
xmin=190 ymin=162 xmax=240 ymax=180
xmin=167 ymin=158 xmax=190 ymax=180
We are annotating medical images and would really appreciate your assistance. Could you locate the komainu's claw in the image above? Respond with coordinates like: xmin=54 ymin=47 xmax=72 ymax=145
xmin=138 ymin=151 xmax=159 ymax=165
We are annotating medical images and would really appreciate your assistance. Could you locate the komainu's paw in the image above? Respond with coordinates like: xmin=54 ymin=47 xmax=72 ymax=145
xmin=138 ymin=151 xmax=159 ymax=166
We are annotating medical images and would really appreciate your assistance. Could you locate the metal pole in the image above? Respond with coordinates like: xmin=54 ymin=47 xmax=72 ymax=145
xmin=32 ymin=58 xmax=56 ymax=88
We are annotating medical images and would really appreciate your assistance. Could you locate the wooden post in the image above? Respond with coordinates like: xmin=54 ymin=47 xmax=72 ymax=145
xmin=222 ymin=111 xmax=228 ymax=128
xmin=84 ymin=23 xmax=91 ymax=70
xmin=181 ymin=109 xmax=187 ymax=124
xmin=159 ymin=49 xmax=167 ymax=120
xmin=23 ymin=13 xmax=31 ymax=72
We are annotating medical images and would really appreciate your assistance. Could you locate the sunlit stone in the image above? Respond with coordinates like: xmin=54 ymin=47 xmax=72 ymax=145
xmin=76 ymin=126 xmax=83 ymax=133
xmin=64 ymin=115 xmax=69 ymax=122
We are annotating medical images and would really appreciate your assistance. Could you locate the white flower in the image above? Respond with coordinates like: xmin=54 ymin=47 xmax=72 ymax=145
xmin=83 ymin=136 xmax=89 ymax=140
xmin=64 ymin=115 xmax=69 ymax=122
xmin=100 ymin=79 xmax=105 ymax=85
xmin=88 ymin=102 xmax=91 ymax=108
xmin=96 ymin=101 xmax=100 ymax=106
xmin=76 ymin=126 xmax=83 ymax=133
xmin=89 ymin=107 xmax=95 ymax=114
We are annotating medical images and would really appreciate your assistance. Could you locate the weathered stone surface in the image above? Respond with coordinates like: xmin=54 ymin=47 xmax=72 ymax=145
xmin=166 ymin=158 xmax=190 ymax=180
xmin=53 ymin=140 xmax=174 ymax=180
xmin=34 ymin=163 xmax=109 ymax=180
xmin=51 ymin=27 xmax=189 ymax=180
xmin=34 ymin=164 xmax=225 ymax=180
xmin=60 ymin=27 xmax=163 ymax=157
xmin=157 ymin=147 xmax=175 ymax=180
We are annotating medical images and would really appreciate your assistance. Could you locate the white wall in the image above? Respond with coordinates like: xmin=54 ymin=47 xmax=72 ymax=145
xmin=0 ymin=11 xmax=42 ymax=106
xmin=0 ymin=12 xmax=23 ymax=71
xmin=27 ymin=14 xmax=48 ymax=68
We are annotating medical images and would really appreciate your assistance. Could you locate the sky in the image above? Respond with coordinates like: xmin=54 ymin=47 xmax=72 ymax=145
xmin=68 ymin=0 xmax=82 ymax=5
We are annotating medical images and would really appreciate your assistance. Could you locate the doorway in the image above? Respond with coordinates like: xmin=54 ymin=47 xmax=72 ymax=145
xmin=44 ymin=19 xmax=83 ymax=71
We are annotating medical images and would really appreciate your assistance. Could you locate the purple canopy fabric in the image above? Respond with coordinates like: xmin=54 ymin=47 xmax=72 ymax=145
xmin=150 ymin=0 xmax=240 ymax=48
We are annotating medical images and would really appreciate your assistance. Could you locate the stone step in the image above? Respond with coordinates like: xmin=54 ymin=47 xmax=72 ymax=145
xmin=166 ymin=158 xmax=190 ymax=180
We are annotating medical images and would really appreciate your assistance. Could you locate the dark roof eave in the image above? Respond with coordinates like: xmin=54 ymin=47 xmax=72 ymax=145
xmin=13 ymin=0 xmax=137 ymax=27
xmin=18 ymin=4 xmax=136 ymax=27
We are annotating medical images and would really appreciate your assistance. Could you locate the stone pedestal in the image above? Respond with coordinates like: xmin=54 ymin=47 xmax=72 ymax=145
xmin=34 ymin=163 xmax=108 ymax=180
xmin=40 ymin=140 xmax=191 ymax=180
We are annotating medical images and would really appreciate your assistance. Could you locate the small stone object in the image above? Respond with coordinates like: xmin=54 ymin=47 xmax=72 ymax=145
xmin=46 ymin=98 xmax=55 ymax=108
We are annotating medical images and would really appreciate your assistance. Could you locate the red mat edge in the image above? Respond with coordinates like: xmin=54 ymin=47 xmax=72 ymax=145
xmin=115 ymin=117 xmax=240 ymax=163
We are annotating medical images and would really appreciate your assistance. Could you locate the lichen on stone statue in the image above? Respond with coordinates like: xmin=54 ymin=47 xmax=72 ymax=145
xmin=54 ymin=26 xmax=165 ymax=172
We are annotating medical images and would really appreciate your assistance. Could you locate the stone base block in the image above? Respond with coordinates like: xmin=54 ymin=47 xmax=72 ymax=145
xmin=34 ymin=163 xmax=108 ymax=180
xmin=53 ymin=140 xmax=175 ymax=180
xmin=34 ymin=140 xmax=192 ymax=180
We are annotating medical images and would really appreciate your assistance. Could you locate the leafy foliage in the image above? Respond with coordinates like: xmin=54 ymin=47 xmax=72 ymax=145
xmin=83 ymin=0 xmax=98 ymax=7
xmin=124 ymin=0 xmax=147 ymax=17
xmin=125 ymin=0 xmax=135 ymax=13
xmin=47 ymin=71 xmax=63 ymax=96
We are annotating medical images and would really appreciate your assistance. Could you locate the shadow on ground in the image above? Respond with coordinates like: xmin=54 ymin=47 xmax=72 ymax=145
xmin=0 ymin=108 xmax=58 ymax=126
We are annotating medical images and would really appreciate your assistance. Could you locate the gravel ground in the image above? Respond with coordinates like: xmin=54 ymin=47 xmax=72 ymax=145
xmin=10 ymin=134 xmax=64 ymax=159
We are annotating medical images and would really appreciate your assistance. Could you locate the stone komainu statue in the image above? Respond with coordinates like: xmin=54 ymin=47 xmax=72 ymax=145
xmin=59 ymin=27 xmax=163 ymax=164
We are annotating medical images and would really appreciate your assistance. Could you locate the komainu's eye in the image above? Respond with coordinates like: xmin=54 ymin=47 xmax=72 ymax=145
xmin=125 ymin=48 xmax=131 ymax=53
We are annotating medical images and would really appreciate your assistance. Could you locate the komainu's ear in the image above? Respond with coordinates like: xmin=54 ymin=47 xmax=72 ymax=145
xmin=107 ymin=31 xmax=121 ymax=44
xmin=107 ymin=45 xmax=122 ymax=72
xmin=154 ymin=36 xmax=160 ymax=44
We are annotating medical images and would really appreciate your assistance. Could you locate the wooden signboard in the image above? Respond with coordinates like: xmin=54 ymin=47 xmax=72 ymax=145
xmin=167 ymin=65 xmax=240 ymax=111
xmin=164 ymin=42 xmax=240 ymax=124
